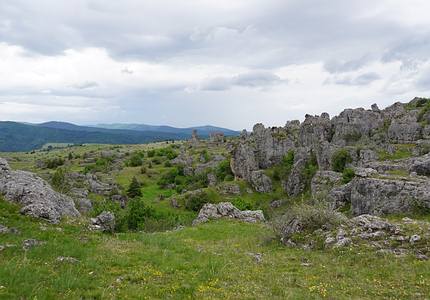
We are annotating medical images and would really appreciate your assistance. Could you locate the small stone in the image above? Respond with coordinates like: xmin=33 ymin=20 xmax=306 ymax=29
xmin=247 ymin=252 xmax=263 ymax=263
xmin=22 ymin=239 xmax=44 ymax=251
xmin=56 ymin=256 xmax=80 ymax=264
xmin=334 ymin=237 xmax=351 ymax=248
xmin=409 ymin=235 xmax=421 ymax=244
xmin=325 ymin=236 xmax=336 ymax=246
xmin=0 ymin=245 xmax=5 ymax=252
xmin=416 ymin=254 xmax=429 ymax=261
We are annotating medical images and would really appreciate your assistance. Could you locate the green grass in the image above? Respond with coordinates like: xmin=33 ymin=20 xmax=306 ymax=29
xmin=1 ymin=198 xmax=429 ymax=299
xmin=378 ymin=144 xmax=415 ymax=161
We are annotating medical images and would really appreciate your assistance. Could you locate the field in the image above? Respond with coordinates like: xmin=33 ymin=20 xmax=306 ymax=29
xmin=0 ymin=143 xmax=429 ymax=299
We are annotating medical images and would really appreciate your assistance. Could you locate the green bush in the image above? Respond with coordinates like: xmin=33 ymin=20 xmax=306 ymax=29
xmin=342 ymin=168 xmax=355 ymax=184
xmin=215 ymin=160 xmax=233 ymax=181
xmin=126 ymin=197 xmax=155 ymax=231
xmin=51 ymin=168 xmax=67 ymax=192
xmin=84 ymin=157 xmax=112 ymax=173
xmin=126 ymin=152 xmax=144 ymax=167
xmin=332 ymin=149 xmax=352 ymax=172
xmin=273 ymin=202 xmax=347 ymax=240
xmin=127 ymin=177 xmax=142 ymax=198
xmin=45 ymin=157 xmax=65 ymax=169
xmin=302 ymin=152 xmax=319 ymax=188
xmin=232 ymin=197 xmax=253 ymax=211
xmin=147 ymin=150 xmax=155 ymax=157
xmin=185 ymin=190 xmax=210 ymax=211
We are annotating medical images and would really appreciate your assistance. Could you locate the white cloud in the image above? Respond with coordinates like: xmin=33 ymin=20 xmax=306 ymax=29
xmin=0 ymin=1 xmax=430 ymax=129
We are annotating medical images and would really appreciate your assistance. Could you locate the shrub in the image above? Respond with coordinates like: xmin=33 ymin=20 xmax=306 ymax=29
xmin=158 ymin=167 xmax=182 ymax=188
xmin=127 ymin=177 xmax=142 ymax=198
xmin=200 ymin=150 xmax=211 ymax=163
xmin=126 ymin=197 xmax=155 ymax=231
xmin=342 ymin=168 xmax=355 ymax=184
xmin=332 ymin=149 xmax=352 ymax=172
xmin=302 ymin=152 xmax=319 ymax=188
xmin=147 ymin=150 xmax=155 ymax=157
xmin=45 ymin=157 xmax=65 ymax=169
xmin=232 ymin=197 xmax=253 ymax=211
xmin=84 ymin=157 xmax=112 ymax=173
xmin=126 ymin=152 xmax=144 ymax=167
xmin=51 ymin=168 xmax=67 ymax=192
xmin=184 ymin=190 xmax=210 ymax=211
xmin=273 ymin=202 xmax=347 ymax=241
xmin=215 ymin=160 xmax=233 ymax=181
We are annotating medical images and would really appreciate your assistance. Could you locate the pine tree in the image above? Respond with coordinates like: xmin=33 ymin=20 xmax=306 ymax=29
xmin=127 ymin=176 xmax=142 ymax=198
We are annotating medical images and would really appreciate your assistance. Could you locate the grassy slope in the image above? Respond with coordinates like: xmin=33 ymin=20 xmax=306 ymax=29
xmin=1 ymin=143 xmax=430 ymax=299
xmin=1 ymin=199 xmax=429 ymax=299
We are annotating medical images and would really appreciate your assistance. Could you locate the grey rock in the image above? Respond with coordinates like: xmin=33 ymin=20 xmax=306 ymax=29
xmin=218 ymin=182 xmax=241 ymax=195
xmin=409 ymin=153 xmax=430 ymax=176
xmin=56 ymin=256 xmax=80 ymax=264
xmin=90 ymin=211 xmax=115 ymax=233
xmin=207 ymin=173 xmax=217 ymax=187
xmin=193 ymin=202 xmax=265 ymax=225
xmin=250 ymin=170 xmax=272 ymax=193
xmin=349 ymin=177 xmax=430 ymax=215
xmin=22 ymin=239 xmax=44 ymax=251
xmin=409 ymin=234 xmax=421 ymax=244
xmin=311 ymin=171 xmax=342 ymax=196
xmin=0 ymin=158 xmax=80 ymax=223
xmin=76 ymin=198 xmax=93 ymax=213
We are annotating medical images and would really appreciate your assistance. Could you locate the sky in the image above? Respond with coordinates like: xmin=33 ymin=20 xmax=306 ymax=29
xmin=1 ymin=0 xmax=430 ymax=130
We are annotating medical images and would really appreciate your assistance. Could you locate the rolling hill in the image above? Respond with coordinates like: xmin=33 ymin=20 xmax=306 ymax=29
xmin=0 ymin=121 xmax=239 ymax=152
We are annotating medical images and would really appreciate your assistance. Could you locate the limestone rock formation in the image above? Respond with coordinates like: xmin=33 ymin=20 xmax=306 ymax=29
xmin=0 ymin=158 xmax=80 ymax=223
xmin=193 ymin=202 xmax=265 ymax=225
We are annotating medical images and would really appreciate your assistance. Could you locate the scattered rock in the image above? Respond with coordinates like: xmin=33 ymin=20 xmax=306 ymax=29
xmin=90 ymin=211 xmax=115 ymax=233
xmin=56 ymin=256 xmax=80 ymax=264
xmin=22 ymin=239 xmax=44 ymax=251
xmin=410 ymin=235 xmax=421 ymax=244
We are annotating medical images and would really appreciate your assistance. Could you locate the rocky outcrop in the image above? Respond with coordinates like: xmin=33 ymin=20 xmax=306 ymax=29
xmin=193 ymin=202 xmax=265 ymax=225
xmin=349 ymin=177 xmax=430 ymax=215
xmin=311 ymin=171 xmax=342 ymax=196
xmin=0 ymin=158 xmax=80 ymax=223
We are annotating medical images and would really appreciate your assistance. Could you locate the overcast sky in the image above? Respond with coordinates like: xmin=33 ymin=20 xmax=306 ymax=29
xmin=1 ymin=0 xmax=430 ymax=130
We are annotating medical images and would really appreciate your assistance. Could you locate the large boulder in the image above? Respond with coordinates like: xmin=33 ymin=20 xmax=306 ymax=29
xmin=409 ymin=153 xmax=430 ymax=176
xmin=249 ymin=170 xmax=272 ymax=193
xmin=193 ymin=202 xmax=265 ymax=225
xmin=349 ymin=177 xmax=430 ymax=215
xmin=0 ymin=158 xmax=80 ymax=223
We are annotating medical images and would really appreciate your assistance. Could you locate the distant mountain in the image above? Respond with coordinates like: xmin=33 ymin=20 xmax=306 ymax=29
xmin=94 ymin=123 xmax=239 ymax=137
xmin=0 ymin=121 xmax=239 ymax=152
xmin=0 ymin=121 xmax=189 ymax=152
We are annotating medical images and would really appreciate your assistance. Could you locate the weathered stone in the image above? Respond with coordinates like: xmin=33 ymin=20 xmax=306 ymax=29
xmin=311 ymin=171 xmax=342 ymax=196
xmin=250 ymin=170 xmax=272 ymax=193
xmin=90 ymin=211 xmax=115 ymax=233
xmin=388 ymin=120 xmax=422 ymax=143
xmin=22 ymin=239 xmax=44 ymax=251
xmin=349 ymin=177 xmax=430 ymax=215
xmin=409 ymin=153 xmax=430 ymax=176
xmin=193 ymin=202 xmax=265 ymax=225
xmin=217 ymin=182 xmax=241 ymax=195
xmin=0 ymin=158 xmax=79 ymax=223
xmin=75 ymin=198 xmax=93 ymax=213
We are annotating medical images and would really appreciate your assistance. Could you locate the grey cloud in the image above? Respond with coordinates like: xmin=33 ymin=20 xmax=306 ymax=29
xmin=73 ymin=81 xmax=99 ymax=89
xmin=323 ymin=56 xmax=372 ymax=74
xmin=200 ymin=71 xmax=285 ymax=91
xmin=327 ymin=72 xmax=381 ymax=86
